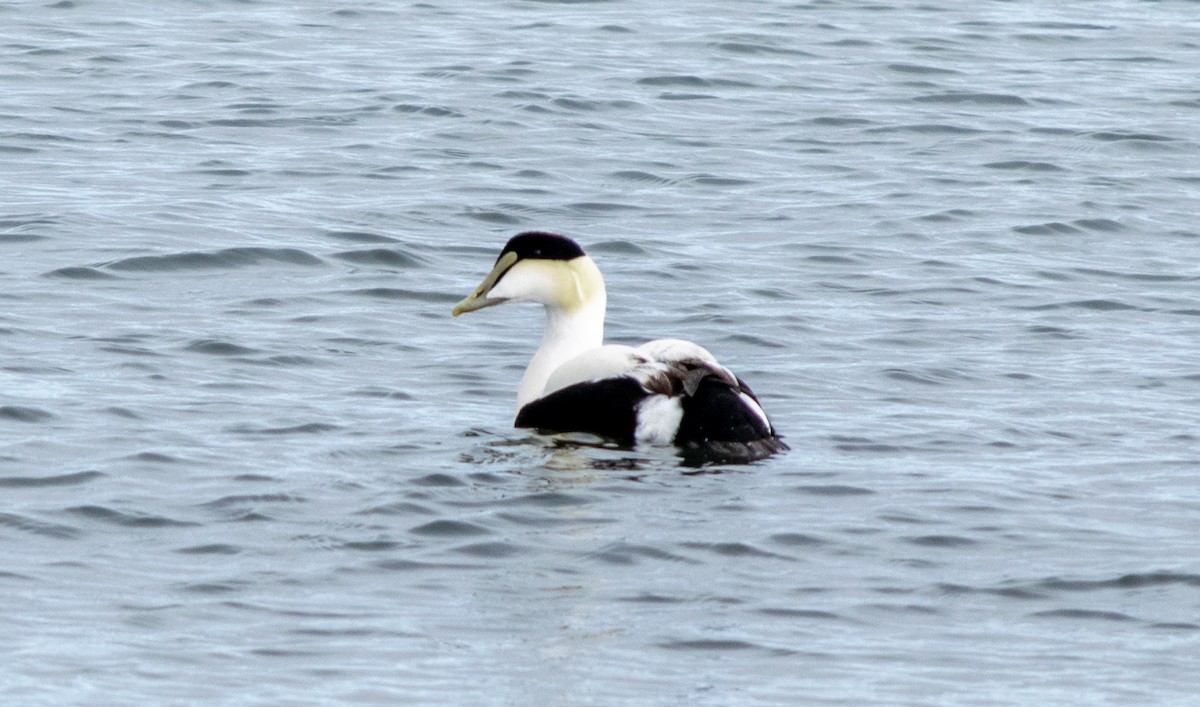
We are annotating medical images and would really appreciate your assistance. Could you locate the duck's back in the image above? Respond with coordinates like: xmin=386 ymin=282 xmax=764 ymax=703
xmin=515 ymin=351 xmax=784 ymax=457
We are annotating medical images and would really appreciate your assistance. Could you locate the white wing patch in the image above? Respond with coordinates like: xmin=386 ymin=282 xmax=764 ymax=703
xmin=634 ymin=395 xmax=683 ymax=445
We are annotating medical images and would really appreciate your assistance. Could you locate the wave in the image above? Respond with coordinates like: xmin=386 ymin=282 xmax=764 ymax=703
xmin=101 ymin=247 xmax=324 ymax=273
xmin=0 ymin=470 xmax=104 ymax=487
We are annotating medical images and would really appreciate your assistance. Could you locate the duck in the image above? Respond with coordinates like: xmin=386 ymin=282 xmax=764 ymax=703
xmin=452 ymin=231 xmax=786 ymax=460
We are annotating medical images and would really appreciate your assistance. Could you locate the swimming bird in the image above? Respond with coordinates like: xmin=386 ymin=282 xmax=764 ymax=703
xmin=452 ymin=231 xmax=786 ymax=460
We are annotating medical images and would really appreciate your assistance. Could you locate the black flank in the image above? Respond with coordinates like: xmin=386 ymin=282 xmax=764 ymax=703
xmin=515 ymin=377 xmax=645 ymax=446
xmin=674 ymin=376 xmax=775 ymax=446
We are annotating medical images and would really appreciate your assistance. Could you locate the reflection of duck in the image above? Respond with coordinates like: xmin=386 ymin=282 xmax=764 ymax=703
xmin=453 ymin=232 xmax=786 ymax=458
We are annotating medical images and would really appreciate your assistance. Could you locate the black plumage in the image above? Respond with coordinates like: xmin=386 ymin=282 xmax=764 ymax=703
xmin=500 ymin=231 xmax=586 ymax=263
xmin=674 ymin=377 xmax=775 ymax=446
xmin=515 ymin=377 xmax=644 ymax=446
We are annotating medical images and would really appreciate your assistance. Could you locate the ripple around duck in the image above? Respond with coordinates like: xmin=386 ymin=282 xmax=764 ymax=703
xmin=866 ymin=123 xmax=987 ymax=135
xmin=64 ymin=505 xmax=198 ymax=528
xmin=1036 ymin=572 xmax=1200 ymax=592
xmin=330 ymin=248 xmax=426 ymax=268
xmin=566 ymin=201 xmax=646 ymax=213
xmin=636 ymin=75 xmax=716 ymax=88
xmin=983 ymin=160 xmax=1067 ymax=172
xmin=322 ymin=230 xmax=400 ymax=244
xmin=235 ymin=422 xmax=342 ymax=436
xmin=175 ymin=543 xmax=242 ymax=555
xmin=409 ymin=520 xmax=492 ymax=537
xmin=713 ymin=41 xmax=814 ymax=57
xmin=887 ymin=62 xmax=962 ymax=75
xmin=340 ymin=540 xmax=403 ymax=552
xmin=551 ymin=97 xmax=640 ymax=112
xmin=1030 ymin=609 xmax=1137 ymax=622
xmin=500 ymin=491 xmax=594 ymax=508
xmin=0 ymin=146 xmax=40 ymax=156
xmin=588 ymin=239 xmax=650 ymax=256
xmin=792 ymin=484 xmax=875 ymax=497
xmin=409 ymin=473 xmax=466 ymax=488
xmin=678 ymin=541 xmax=792 ymax=560
xmin=342 ymin=287 xmax=459 ymax=304
xmin=1089 ymin=131 xmax=1175 ymax=142
xmin=0 ymin=405 xmax=55 ymax=423
xmin=607 ymin=170 xmax=675 ymax=185
xmin=0 ymin=512 xmax=82 ymax=540
xmin=1014 ymin=323 xmax=1068 ymax=346
xmin=392 ymin=103 xmax=464 ymax=118
xmin=942 ymin=571 xmax=1200 ymax=606
xmin=357 ymin=502 xmax=437 ymax=517
xmin=619 ymin=593 xmax=686 ymax=604
xmin=175 ymin=581 xmax=249 ymax=595
xmin=587 ymin=542 xmax=698 ymax=566
xmin=0 ymin=470 xmax=104 ymax=487
xmin=198 ymin=493 xmax=306 ymax=511
xmin=1020 ymin=299 xmax=1142 ymax=312
xmin=882 ymin=367 xmax=975 ymax=386
xmin=463 ymin=209 xmax=523 ymax=225
xmin=1071 ymin=267 xmax=1192 ymax=283
xmin=374 ymin=558 xmax=486 ymax=572
xmin=183 ymin=339 xmax=258 ymax=356
xmin=913 ymin=92 xmax=1030 ymax=106
xmin=756 ymin=608 xmax=849 ymax=622
xmin=101 ymin=247 xmax=324 ymax=272
xmin=1014 ymin=219 xmax=1133 ymax=235
xmin=42 ymin=266 xmax=119 ymax=279
xmin=450 ymin=541 xmax=526 ymax=558
xmin=903 ymin=534 xmax=979 ymax=548
xmin=937 ymin=583 xmax=1048 ymax=600
xmin=829 ymin=437 xmax=915 ymax=454
xmin=659 ymin=639 xmax=782 ymax=653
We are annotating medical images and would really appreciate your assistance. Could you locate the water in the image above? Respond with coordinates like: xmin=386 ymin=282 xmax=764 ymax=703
xmin=3 ymin=0 xmax=1199 ymax=703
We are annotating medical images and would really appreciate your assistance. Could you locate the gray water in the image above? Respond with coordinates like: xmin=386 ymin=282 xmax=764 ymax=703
xmin=3 ymin=0 xmax=1200 ymax=704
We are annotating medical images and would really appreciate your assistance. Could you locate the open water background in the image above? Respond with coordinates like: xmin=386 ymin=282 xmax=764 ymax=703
xmin=3 ymin=0 xmax=1200 ymax=703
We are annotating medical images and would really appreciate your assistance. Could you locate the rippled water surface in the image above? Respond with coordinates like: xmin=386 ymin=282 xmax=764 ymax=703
xmin=4 ymin=1 xmax=1200 ymax=703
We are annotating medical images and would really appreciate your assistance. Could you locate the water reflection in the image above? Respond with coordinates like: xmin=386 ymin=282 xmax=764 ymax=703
xmin=457 ymin=428 xmax=777 ymax=476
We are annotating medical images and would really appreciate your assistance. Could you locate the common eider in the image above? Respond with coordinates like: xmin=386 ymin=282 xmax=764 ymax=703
xmin=452 ymin=231 xmax=786 ymax=460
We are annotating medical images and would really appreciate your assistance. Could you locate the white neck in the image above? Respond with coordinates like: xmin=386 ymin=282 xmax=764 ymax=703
xmin=516 ymin=290 xmax=605 ymax=410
